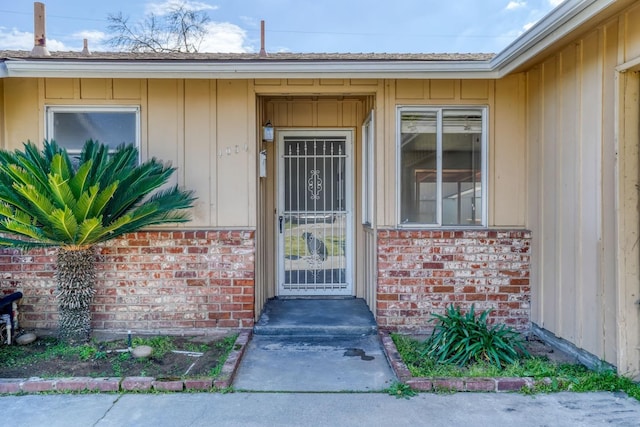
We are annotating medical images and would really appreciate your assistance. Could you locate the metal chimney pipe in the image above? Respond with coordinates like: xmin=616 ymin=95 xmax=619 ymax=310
xmin=31 ymin=2 xmax=51 ymax=57
xmin=259 ymin=20 xmax=267 ymax=58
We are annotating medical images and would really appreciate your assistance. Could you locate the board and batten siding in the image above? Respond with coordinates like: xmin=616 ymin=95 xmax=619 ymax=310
xmin=0 ymin=77 xmax=257 ymax=229
xmin=1 ymin=76 xmax=528 ymax=229
xmin=526 ymin=2 xmax=640 ymax=375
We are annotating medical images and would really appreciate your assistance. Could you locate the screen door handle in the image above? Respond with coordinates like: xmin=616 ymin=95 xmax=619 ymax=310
xmin=278 ymin=216 xmax=284 ymax=234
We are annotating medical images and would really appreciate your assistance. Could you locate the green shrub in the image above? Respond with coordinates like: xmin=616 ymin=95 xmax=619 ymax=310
xmin=421 ymin=304 xmax=529 ymax=368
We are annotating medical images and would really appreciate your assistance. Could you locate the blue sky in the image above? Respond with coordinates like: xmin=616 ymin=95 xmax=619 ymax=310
xmin=0 ymin=0 xmax=564 ymax=53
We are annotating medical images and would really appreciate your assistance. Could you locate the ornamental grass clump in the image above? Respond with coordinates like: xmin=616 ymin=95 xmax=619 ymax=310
xmin=421 ymin=304 xmax=529 ymax=368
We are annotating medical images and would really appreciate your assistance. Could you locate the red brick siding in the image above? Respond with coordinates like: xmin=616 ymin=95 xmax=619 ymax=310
xmin=377 ymin=229 xmax=530 ymax=332
xmin=0 ymin=230 xmax=255 ymax=333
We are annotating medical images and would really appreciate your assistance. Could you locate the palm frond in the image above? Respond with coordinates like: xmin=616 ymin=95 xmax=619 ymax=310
xmin=75 ymin=217 xmax=105 ymax=246
xmin=48 ymin=173 xmax=78 ymax=212
xmin=0 ymin=234 xmax=56 ymax=249
xmin=50 ymin=152 xmax=72 ymax=182
xmin=49 ymin=207 xmax=79 ymax=242
xmin=89 ymin=182 xmax=119 ymax=219
xmin=0 ymin=140 xmax=195 ymax=247
xmin=68 ymin=160 xmax=93 ymax=199
xmin=103 ymin=160 xmax=174 ymax=220
xmin=0 ymin=204 xmax=36 ymax=229
xmin=2 ymin=220 xmax=53 ymax=243
xmin=13 ymin=182 xmax=57 ymax=221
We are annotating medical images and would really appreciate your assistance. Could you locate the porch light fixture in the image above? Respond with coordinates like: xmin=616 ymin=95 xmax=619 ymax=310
xmin=262 ymin=120 xmax=274 ymax=142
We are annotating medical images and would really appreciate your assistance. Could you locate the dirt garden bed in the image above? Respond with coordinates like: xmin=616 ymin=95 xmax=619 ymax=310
xmin=0 ymin=330 xmax=250 ymax=393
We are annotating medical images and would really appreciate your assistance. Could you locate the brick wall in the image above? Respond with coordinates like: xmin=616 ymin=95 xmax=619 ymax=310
xmin=377 ymin=229 xmax=531 ymax=332
xmin=0 ymin=230 xmax=255 ymax=334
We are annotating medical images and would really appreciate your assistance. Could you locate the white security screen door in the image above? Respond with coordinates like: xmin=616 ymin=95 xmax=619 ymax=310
xmin=277 ymin=130 xmax=353 ymax=296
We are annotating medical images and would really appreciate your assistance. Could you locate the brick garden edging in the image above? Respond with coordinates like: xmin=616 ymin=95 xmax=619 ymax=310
xmin=0 ymin=329 xmax=250 ymax=395
xmin=379 ymin=330 xmax=548 ymax=393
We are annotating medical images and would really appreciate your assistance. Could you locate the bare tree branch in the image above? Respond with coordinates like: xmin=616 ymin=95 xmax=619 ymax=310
xmin=106 ymin=3 xmax=211 ymax=53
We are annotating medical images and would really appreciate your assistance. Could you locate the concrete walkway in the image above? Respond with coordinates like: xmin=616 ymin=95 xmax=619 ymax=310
xmin=234 ymin=298 xmax=396 ymax=391
xmin=4 ymin=391 xmax=640 ymax=427
xmin=233 ymin=334 xmax=395 ymax=391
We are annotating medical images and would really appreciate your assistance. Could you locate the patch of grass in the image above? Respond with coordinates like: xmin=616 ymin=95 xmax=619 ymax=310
xmin=0 ymin=337 xmax=91 ymax=367
xmin=78 ymin=344 xmax=97 ymax=361
xmin=208 ymin=334 xmax=238 ymax=377
xmin=391 ymin=333 xmax=640 ymax=400
xmin=184 ymin=342 xmax=210 ymax=353
xmin=284 ymin=230 xmax=344 ymax=257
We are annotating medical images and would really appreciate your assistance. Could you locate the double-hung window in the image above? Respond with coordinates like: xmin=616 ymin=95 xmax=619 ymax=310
xmin=397 ymin=107 xmax=487 ymax=227
xmin=45 ymin=106 xmax=140 ymax=156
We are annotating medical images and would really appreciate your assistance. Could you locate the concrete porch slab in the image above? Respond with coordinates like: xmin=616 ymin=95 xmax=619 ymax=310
xmin=253 ymin=298 xmax=378 ymax=336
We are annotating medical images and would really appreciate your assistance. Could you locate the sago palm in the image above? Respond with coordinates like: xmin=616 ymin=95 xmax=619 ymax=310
xmin=0 ymin=140 xmax=195 ymax=343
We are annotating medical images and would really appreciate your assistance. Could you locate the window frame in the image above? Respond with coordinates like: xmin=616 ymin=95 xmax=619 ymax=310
xmin=45 ymin=105 xmax=141 ymax=156
xmin=362 ymin=110 xmax=375 ymax=226
xmin=396 ymin=105 xmax=488 ymax=228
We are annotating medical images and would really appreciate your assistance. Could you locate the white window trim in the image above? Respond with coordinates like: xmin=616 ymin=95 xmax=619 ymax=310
xmin=45 ymin=105 xmax=141 ymax=154
xmin=396 ymin=105 xmax=488 ymax=228
xmin=362 ymin=110 xmax=375 ymax=226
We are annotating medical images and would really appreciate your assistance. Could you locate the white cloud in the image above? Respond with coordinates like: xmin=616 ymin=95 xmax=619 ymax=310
xmin=72 ymin=30 xmax=108 ymax=43
xmin=506 ymin=1 xmax=526 ymax=10
xmin=0 ymin=27 xmax=68 ymax=51
xmin=71 ymin=30 xmax=109 ymax=51
xmin=46 ymin=39 xmax=69 ymax=51
xmin=199 ymin=22 xmax=251 ymax=52
xmin=0 ymin=28 xmax=32 ymax=50
xmin=146 ymin=0 xmax=218 ymax=16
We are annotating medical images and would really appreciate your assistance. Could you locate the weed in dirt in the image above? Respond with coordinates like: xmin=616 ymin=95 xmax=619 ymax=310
xmin=387 ymin=382 xmax=417 ymax=399
xmin=0 ymin=334 xmax=238 ymax=379
xmin=184 ymin=342 xmax=210 ymax=353
xmin=208 ymin=334 xmax=238 ymax=377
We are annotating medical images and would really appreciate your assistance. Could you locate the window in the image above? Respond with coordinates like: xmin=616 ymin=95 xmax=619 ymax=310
xmin=45 ymin=106 xmax=140 ymax=155
xmin=362 ymin=110 xmax=374 ymax=226
xmin=397 ymin=107 xmax=487 ymax=227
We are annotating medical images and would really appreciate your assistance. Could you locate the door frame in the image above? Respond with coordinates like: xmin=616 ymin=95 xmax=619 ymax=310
xmin=276 ymin=128 xmax=355 ymax=296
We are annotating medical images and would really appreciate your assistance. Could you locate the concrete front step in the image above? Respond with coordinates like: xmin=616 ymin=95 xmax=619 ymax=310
xmin=253 ymin=298 xmax=378 ymax=336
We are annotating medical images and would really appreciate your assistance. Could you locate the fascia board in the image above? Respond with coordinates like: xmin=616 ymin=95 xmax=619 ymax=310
xmin=0 ymin=1 xmax=619 ymax=81
xmin=492 ymin=0 xmax=616 ymax=76
xmin=4 ymin=59 xmax=497 ymax=79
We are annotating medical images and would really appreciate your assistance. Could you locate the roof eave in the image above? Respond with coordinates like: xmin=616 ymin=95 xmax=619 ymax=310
xmin=492 ymin=0 xmax=619 ymax=75
xmin=2 ymin=59 xmax=497 ymax=79
xmin=0 ymin=0 xmax=621 ymax=80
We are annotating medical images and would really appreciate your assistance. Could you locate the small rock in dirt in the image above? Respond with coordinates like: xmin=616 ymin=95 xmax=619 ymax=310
xmin=132 ymin=345 xmax=153 ymax=358
xmin=16 ymin=333 xmax=37 ymax=345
